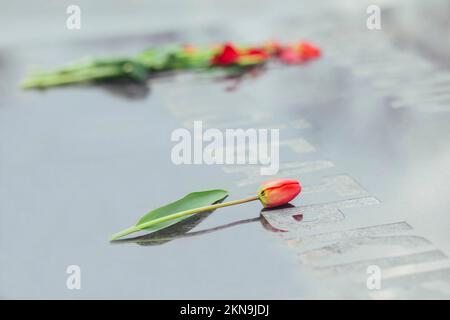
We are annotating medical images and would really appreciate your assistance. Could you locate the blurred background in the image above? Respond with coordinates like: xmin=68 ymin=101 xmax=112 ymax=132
xmin=1 ymin=0 xmax=449 ymax=68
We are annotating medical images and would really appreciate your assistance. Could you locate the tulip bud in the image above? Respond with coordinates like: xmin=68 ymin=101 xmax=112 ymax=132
xmin=258 ymin=178 xmax=301 ymax=208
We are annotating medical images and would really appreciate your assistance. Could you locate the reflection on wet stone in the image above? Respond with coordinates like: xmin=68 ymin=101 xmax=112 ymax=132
xmin=4 ymin=2 xmax=450 ymax=298
xmin=261 ymin=197 xmax=380 ymax=233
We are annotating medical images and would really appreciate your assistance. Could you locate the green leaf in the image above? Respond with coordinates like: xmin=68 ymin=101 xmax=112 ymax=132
xmin=137 ymin=189 xmax=228 ymax=231
xmin=110 ymin=189 xmax=228 ymax=240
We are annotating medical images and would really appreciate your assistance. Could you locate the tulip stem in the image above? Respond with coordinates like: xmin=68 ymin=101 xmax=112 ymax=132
xmin=110 ymin=196 xmax=260 ymax=241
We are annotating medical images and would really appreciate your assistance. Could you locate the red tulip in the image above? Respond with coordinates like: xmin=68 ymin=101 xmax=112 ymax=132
xmin=258 ymin=178 xmax=301 ymax=208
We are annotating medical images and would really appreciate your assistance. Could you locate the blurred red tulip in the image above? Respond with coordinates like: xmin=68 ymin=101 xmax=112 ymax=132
xmin=298 ymin=42 xmax=321 ymax=60
xmin=278 ymin=41 xmax=321 ymax=64
xmin=211 ymin=43 xmax=240 ymax=66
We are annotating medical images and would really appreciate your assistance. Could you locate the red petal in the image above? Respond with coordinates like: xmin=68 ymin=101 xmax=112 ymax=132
xmin=211 ymin=43 xmax=240 ymax=66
